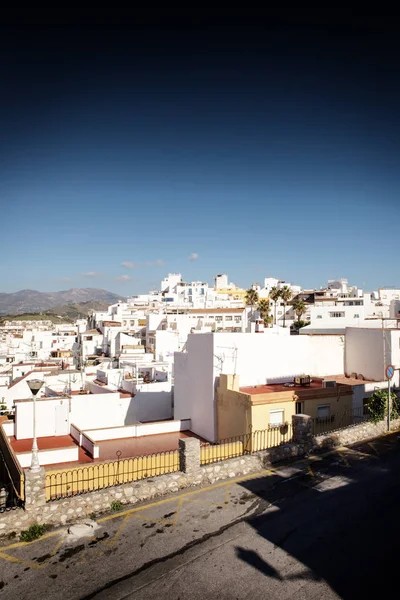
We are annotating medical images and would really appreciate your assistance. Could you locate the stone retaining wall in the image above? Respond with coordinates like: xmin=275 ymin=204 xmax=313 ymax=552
xmin=312 ymin=417 xmax=400 ymax=450
xmin=0 ymin=415 xmax=397 ymax=537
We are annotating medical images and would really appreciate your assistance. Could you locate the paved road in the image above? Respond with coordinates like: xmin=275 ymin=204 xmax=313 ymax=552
xmin=1 ymin=432 xmax=400 ymax=599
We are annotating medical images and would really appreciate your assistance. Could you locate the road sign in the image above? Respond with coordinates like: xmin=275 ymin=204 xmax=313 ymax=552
xmin=386 ymin=364 xmax=395 ymax=380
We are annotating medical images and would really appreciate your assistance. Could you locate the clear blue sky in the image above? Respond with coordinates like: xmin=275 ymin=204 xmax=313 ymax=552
xmin=1 ymin=21 xmax=399 ymax=294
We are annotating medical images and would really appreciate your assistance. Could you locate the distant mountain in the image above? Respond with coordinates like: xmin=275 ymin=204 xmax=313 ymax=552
xmin=0 ymin=288 xmax=125 ymax=315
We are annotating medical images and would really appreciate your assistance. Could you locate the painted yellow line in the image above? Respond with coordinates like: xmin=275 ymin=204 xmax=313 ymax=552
xmin=337 ymin=452 xmax=351 ymax=467
xmin=0 ymin=444 xmax=372 ymax=555
xmin=341 ymin=447 xmax=378 ymax=460
xmin=0 ymin=551 xmax=44 ymax=569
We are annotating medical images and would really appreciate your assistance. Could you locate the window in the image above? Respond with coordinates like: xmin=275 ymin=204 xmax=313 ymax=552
xmin=235 ymin=316 xmax=241 ymax=322
xmin=354 ymin=314 xmax=360 ymax=318
xmin=215 ymin=316 xmax=223 ymax=322
xmin=329 ymin=312 xmax=345 ymax=318
xmin=225 ymin=316 xmax=232 ymax=321
xmin=269 ymin=409 xmax=284 ymax=427
xmin=317 ymin=405 xmax=332 ymax=423
xmin=295 ymin=401 xmax=304 ymax=414
xmin=86 ymin=336 xmax=93 ymax=341
xmin=316 ymin=315 xmax=322 ymax=319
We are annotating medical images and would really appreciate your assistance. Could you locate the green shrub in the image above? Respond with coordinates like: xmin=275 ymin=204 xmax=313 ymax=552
xmin=365 ymin=389 xmax=400 ymax=424
xmin=110 ymin=500 xmax=123 ymax=512
xmin=20 ymin=524 xmax=47 ymax=542
xmin=89 ymin=512 xmax=96 ymax=520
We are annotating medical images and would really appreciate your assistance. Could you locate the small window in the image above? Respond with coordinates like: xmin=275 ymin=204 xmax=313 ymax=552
xmin=225 ymin=316 xmax=233 ymax=321
xmin=215 ymin=316 xmax=223 ymax=322
xmin=354 ymin=314 xmax=359 ymax=318
xmin=86 ymin=336 xmax=93 ymax=341
xmin=235 ymin=316 xmax=241 ymax=322
xmin=269 ymin=409 xmax=284 ymax=427
xmin=316 ymin=315 xmax=322 ymax=319
xmin=317 ymin=405 xmax=332 ymax=423
xmin=329 ymin=312 xmax=345 ymax=318
xmin=295 ymin=401 xmax=304 ymax=414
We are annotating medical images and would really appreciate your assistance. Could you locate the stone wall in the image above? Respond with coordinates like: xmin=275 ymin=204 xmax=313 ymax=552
xmin=0 ymin=415 xmax=397 ymax=537
xmin=312 ymin=417 xmax=400 ymax=450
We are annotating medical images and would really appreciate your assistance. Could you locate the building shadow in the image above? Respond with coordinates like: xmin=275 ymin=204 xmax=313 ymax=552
xmin=235 ymin=432 xmax=400 ymax=598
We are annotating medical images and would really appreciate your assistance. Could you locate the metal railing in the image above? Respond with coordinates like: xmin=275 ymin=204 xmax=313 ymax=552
xmin=311 ymin=406 xmax=370 ymax=436
xmin=0 ymin=426 xmax=24 ymax=508
xmin=45 ymin=450 xmax=179 ymax=501
xmin=200 ymin=424 xmax=293 ymax=466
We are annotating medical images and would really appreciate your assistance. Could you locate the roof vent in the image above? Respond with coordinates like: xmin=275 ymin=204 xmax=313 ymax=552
xmin=357 ymin=374 xmax=365 ymax=380
xmin=350 ymin=372 xmax=357 ymax=379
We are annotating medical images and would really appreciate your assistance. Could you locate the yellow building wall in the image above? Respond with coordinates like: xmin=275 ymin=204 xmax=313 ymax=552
xmin=302 ymin=392 xmax=353 ymax=418
xmin=251 ymin=399 xmax=297 ymax=431
xmin=216 ymin=375 xmax=251 ymax=439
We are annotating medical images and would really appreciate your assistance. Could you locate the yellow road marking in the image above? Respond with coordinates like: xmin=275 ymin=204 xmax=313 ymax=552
xmin=367 ymin=442 xmax=380 ymax=456
xmin=341 ymin=447 xmax=378 ymax=460
xmin=0 ymin=443 xmax=380 ymax=558
xmin=0 ymin=551 xmax=44 ymax=569
xmin=307 ymin=465 xmax=314 ymax=478
xmin=337 ymin=452 xmax=351 ymax=467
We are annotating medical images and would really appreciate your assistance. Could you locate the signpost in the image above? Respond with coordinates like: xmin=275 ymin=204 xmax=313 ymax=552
xmin=386 ymin=364 xmax=395 ymax=431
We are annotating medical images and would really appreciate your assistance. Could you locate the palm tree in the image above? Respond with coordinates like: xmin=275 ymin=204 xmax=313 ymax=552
xmin=293 ymin=298 xmax=306 ymax=323
xmin=279 ymin=286 xmax=293 ymax=328
xmin=269 ymin=287 xmax=281 ymax=325
xmin=258 ymin=298 xmax=272 ymax=327
xmin=245 ymin=288 xmax=259 ymax=320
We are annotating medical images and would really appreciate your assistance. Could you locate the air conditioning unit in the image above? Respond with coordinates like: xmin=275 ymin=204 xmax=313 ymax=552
xmin=323 ymin=380 xmax=337 ymax=388
xmin=294 ymin=375 xmax=311 ymax=386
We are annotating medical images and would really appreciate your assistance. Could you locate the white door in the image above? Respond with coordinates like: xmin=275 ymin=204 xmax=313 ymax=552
xmin=55 ymin=404 xmax=67 ymax=436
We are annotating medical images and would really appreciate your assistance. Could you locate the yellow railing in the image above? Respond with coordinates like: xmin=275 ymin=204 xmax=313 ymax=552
xmin=200 ymin=441 xmax=245 ymax=465
xmin=45 ymin=451 xmax=179 ymax=501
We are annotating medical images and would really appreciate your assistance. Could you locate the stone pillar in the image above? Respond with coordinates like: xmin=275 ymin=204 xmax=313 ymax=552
xmin=24 ymin=467 xmax=47 ymax=509
xmin=292 ymin=414 xmax=313 ymax=447
xmin=179 ymin=437 xmax=200 ymax=474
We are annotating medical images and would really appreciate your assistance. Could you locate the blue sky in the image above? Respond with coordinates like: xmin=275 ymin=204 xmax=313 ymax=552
xmin=1 ymin=22 xmax=399 ymax=294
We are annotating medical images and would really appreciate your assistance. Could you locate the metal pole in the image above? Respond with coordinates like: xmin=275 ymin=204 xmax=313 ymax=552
xmin=30 ymin=392 xmax=40 ymax=472
xmin=388 ymin=378 xmax=391 ymax=432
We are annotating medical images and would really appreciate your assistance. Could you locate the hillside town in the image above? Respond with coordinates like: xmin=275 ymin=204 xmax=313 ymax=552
xmin=0 ymin=272 xmax=399 ymax=482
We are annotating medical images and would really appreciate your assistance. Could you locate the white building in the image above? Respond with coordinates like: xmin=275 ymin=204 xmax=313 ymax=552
xmin=174 ymin=332 xmax=345 ymax=441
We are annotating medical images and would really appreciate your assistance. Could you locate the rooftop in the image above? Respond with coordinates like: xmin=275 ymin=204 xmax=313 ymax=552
xmin=240 ymin=380 xmax=326 ymax=394
xmin=10 ymin=430 xmax=206 ymax=469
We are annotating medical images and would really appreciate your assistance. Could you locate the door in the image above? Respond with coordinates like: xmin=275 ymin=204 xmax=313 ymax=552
xmin=55 ymin=404 xmax=68 ymax=436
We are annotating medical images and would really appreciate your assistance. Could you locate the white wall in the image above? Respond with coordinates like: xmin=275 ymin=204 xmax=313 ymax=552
xmin=174 ymin=334 xmax=216 ymax=441
xmin=212 ymin=333 xmax=344 ymax=386
xmin=345 ymin=328 xmax=386 ymax=381
xmin=69 ymin=392 xmax=132 ymax=429
xmin=134 ymin=382 xmax=173 ymax=422
xmin=15 ymin=397 xmax=69 ymax=439
xmin=16 ymin=446 xmax=79 ymax=468
xmin=85 ymin=419 xmax=191 ymax=441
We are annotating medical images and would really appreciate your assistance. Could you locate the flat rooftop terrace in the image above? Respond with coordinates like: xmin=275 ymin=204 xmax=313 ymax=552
xmin=10 ymin=430 xmax=205 ymax=470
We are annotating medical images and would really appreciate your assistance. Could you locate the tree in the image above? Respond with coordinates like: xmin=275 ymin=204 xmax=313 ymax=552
xmin=245 ymin=288 xmax=259 ymax=312
xmin=293 ymin=298 xmax=306 ymax=323
xmin=269 ymin=287 xmax=281 ymax=325
xmin=258 ymin=298 xmax=272 ymax=327
xmin=279 ymin=286 xmax=293 ymax=328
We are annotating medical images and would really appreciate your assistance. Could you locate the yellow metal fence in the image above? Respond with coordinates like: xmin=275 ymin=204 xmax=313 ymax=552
xmin=45 ymin=450 xmax=179 ymax=501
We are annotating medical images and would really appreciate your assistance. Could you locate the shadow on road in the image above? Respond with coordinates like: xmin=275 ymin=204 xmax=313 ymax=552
xmin=236 ymin=433 xmax=400 ymax=598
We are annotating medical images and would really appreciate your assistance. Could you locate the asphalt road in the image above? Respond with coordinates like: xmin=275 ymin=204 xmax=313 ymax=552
xmin=1 ymin=432 xmax=400 ymax=599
